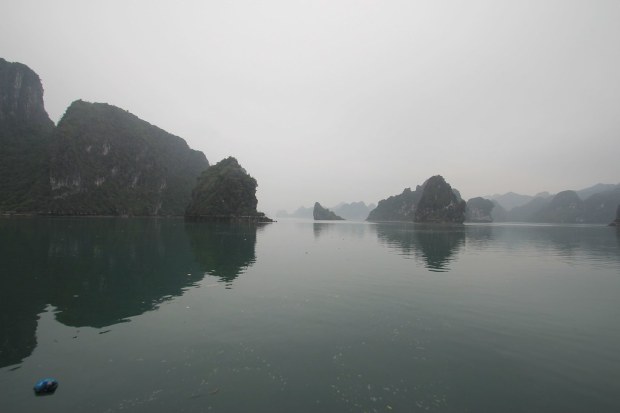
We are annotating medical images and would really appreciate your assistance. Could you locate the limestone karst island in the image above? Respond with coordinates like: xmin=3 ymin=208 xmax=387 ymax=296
xmin=0 ymin=57 xmax=271 ymax=222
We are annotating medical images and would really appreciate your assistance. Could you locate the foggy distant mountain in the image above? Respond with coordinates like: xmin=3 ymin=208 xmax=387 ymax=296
xmin=532 ymin=190 xmax=584 ymax=223
xmin=489 ymin=192 xmax=539 ymax=211
xmin=504 ymin=186 xmax=620 ymax=224
xmin=576 ymin=183 xmax=620 ymax=200
xmin=506 ymin=197 xmax=553 ymax=222
xmin=278 ymin=201 xmax=375 ymax=220
xmin=276 ymin=205 xmax=315 ymax=219
xmin=490 ymin=184 xmax=618 ymax=212
xmin=490 ymin=201 xmax=508 ymax=222
xmin=581 ymin=187 xmax=620 ymax=223
xmin=331 ymin=201 xmax=376 ymax=221
xmin=279 ymin=184 xmax=620 ymax=224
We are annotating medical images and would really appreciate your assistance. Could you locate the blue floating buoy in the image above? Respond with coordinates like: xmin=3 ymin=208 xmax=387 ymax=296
xmin=33 ymin=378 xmax=58 ymax=395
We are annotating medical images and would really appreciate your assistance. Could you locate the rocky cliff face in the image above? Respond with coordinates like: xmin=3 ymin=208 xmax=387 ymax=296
xmin=414 ymin=175 xmax=466 ymax=223
xmin=0 ymin=58 xmax=54 ymax=212
xmin=48 ymin=100 xmax=208 ymax=215
xmin=313 ymin=202 xmax=344 ymax=220
xmin=0 ymin=58 xmax=53 ymax=131
xmin=465 ymin=197 xmax=495 ymax=223
xmin=185 ymin=157 xmax=271 ymax=221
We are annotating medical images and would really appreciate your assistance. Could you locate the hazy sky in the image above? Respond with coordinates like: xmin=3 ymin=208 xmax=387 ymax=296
xmin=2 ymin=0 xmax=619 ymax=213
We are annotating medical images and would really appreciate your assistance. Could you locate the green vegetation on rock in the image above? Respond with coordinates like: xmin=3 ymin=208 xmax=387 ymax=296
xmin=185 ymin=157 xmax=272 ymax=221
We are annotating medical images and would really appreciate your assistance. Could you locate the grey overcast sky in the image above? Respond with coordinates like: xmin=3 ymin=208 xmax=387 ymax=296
xmin=2 ymin=0 xmax=619 ymax=214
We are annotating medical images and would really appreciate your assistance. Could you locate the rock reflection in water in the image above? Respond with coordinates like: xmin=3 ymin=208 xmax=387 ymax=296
xmin=48 ymin=218 xmax=203 ymax=328
xmin=374 ymin=223 xmax=466 ymax=272
xmin=313 ymin=222 xmax=369 ymax=239
xmin=0 ymin=217 xmax=202 ymax=368
xmin=185 ymin=222 xmax=262 ymax=288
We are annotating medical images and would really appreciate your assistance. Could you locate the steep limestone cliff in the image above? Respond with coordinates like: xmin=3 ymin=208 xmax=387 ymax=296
xmin=0 ymin=58 xmax=53 ymax=130
xmin=0 ymin=58 xmax=54 ymax=211
xmin=47 ymin=100 xmax=208 ymax=215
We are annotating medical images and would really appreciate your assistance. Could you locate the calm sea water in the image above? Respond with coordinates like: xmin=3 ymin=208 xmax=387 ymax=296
xmin=1 ymin=217 xmax=619 ymax=413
